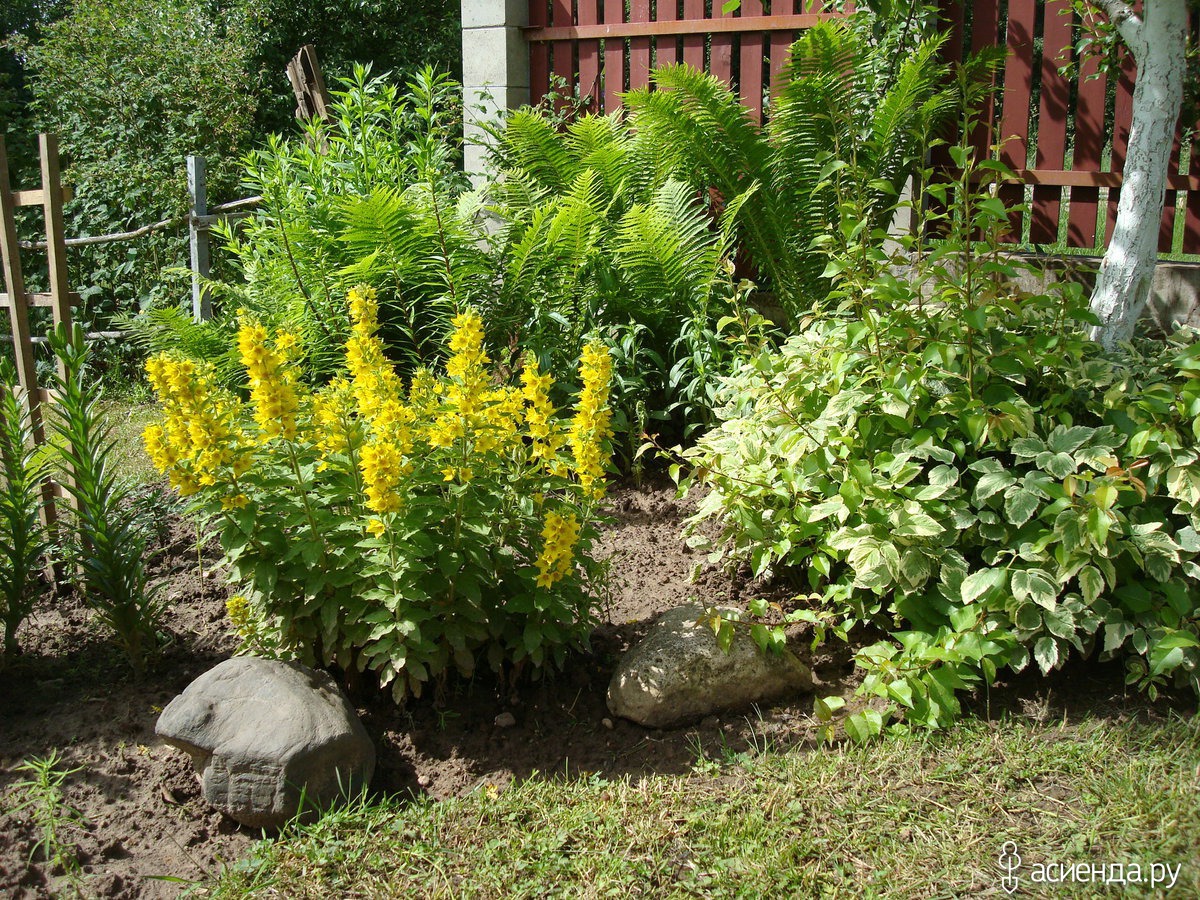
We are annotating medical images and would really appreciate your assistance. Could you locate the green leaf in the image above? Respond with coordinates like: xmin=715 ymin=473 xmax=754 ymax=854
xmin=844 ymin=709 xmax=885 ymax=744
xmin=814 ymin=695 xmax=846 ymax=722
xmin=1090 ymin=482 xmax=1118 ymax=511
xmin=899 ymin=549 xmax=932 ymax=588
xmin=1042 ymin=606 xmax=1076 ymax=640
xmin=1015 ymin=602 xmax=1042 ymax=630
xmin=1003 ymin=488 xmax=1040 ymax=527
xmin=949 ymin=605 xmax=977 ymax=631
xmin=1078 ymin=566 xmax=1104 ymax=605
xmin=887 ymin=679 xmax=915 ymax=708
xmin=961 ymin=567 xmax=1007 ymax=604
xmin=1086 ymin=508 xmax=1111 ymax=549
xmin=1176 ymin=526 xmax=1200 ymax=553
xmin=1011 ymin=437 xmax=1045 ymax=459
xmin=1038 ymin=451 xmax=1078 ymax=479
xmin=973 ymin=470 xmax=1015 ymax=503
xmin=893 ymin=510 xmax=944 ymax=538
xmin=1047 ymin=425 xmax=1095 ymax=454
xmin=1033 ymin=636 xmax=1059 ymax=674
xmin=1011 ymin=568 xmax=1058 ymax=609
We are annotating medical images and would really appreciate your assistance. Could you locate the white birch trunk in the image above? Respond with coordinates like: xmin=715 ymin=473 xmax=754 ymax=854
xmin=1089 ymin=0 xmax=1189 ymax=350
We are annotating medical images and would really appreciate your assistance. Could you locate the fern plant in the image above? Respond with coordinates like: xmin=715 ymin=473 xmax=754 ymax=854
xmin=486 ymin=110 xmax=755 ymax=453
xmin=624 ymin=18 xmax=957 ymax=314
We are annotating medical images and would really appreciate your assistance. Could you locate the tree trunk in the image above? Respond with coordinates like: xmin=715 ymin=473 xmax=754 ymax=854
xmin=1088 ymin=0 xmax=1189 ymax=350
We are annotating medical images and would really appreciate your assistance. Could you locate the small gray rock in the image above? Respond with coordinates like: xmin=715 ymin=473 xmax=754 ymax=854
xmin=494 ymin=711 xmax=517 ymax=729
xmin=607 ymin=604 xmax=812 ymax=728
xmin=156 ymin=657 xmax=375 ymax=829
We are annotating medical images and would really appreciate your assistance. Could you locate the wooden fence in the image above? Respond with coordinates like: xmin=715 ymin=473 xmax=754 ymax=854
xmin=524 ymin=0 xmax=1199 ymax=257
xmin=527 ymin=0 xmax=847 ymax=121
xmin=0 ymin=135 xmax=259 ymax=535
xmin=941 ymin=0 xmax=1200 ymax=256
xmin=0 ymin=134 xmax=77 ymax=533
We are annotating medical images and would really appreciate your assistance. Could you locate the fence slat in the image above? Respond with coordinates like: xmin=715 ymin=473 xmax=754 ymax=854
xmin=531 ymin=1 xmax=551 ymax=104
xmin=603 ymin=0 xmax=626 ymax=112
xmin=1067 ymin=42 xmax=1107 ymax=249
xmin=968 ymin=0 xmax=1001 ymax=161
xmin=629 ymin=0 xmax=652 ymax=92
xmin=682 ymin=0 xmax=705 ymax=71
xmin=578 ymin=0 xmax=602 ymax=110
xmin=710 ymin=4 xmax=735 ymax=88
xmin=739 ymin=0 xmax=766 ymax=122
xmin=1186 ymin=136 xmax=1200 ymax=254
xmin=1030 ymin=0 xmax=1073 ymax=245
xmin=998 ymin=0 xmax=1036 ymax=240
xmin=655 ymin=0 xmax=678 ymax=67
xmin=1160 ymin=127 xmax=1185 ymax=253
xmin=551 ymin=0 xmax=575 ymax=112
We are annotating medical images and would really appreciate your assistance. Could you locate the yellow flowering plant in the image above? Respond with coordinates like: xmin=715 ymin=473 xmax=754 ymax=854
xmin=145 ymin=288 xmax=614 ymax=700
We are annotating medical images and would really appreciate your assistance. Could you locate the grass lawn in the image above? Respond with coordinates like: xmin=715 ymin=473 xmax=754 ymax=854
xmin=100 ymin=398 xmax=160 ymax=487
xmin=210 ymin=712 xmax=1199 ymax=898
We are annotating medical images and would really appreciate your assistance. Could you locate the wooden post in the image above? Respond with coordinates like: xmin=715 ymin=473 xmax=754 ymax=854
xmin=40 ymin=134 xmax=75 ymax=358
xmin=38 ymin=134 xmax=78 ymax=515
xmin=188 ymin=154 xmax=212 ymax=323
xmin=287 ymin=45 xmax=332 ymax=122
xmin=0 ymin=135 xmax=59 ymax=536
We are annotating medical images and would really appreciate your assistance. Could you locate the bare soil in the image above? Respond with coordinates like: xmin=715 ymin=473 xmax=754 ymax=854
xmin=0 ymin=478 xmax=1184 ymax=898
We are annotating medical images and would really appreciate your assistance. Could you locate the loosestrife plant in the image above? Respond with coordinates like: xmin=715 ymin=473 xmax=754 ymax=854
xmin=145 ymin=288 xmax=614 ymax=700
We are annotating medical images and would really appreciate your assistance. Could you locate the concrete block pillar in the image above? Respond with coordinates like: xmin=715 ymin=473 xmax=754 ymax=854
xmin=461 ymin=0 xmax=530 ymax=185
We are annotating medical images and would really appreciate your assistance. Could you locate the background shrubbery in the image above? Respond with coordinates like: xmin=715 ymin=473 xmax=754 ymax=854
xmin=1 ymin=0 xmax=460 ymax=389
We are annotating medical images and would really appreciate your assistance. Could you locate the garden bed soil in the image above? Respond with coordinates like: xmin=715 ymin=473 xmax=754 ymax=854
xmin=0 ymin=478 xmax=1188 ymax=898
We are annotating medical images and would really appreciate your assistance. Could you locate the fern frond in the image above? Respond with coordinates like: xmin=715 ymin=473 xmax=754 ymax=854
xmin=616 ymin=178 xmax=721 ymax=317
xmin=494 ymin=109 xmax=580 ymax=192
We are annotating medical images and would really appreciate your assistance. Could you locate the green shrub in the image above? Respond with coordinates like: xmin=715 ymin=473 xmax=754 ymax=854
xmin=681 ymin=146 xmax=1200 ymax=739
xmin=18 ymin=0 xmax=262 ymax=327
xmin=131 ymin=66 xmax=477 ymax=385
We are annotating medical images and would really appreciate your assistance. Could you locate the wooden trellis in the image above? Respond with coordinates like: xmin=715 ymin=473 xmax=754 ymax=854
xmin=0 ymin=133 xmax=78 ymax=534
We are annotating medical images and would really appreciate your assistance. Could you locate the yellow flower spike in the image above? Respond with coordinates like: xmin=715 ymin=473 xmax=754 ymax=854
xmin=225 ymin=595 xmax=251 ymax=632
xmin=534 ymin=510 xmax=580 ymax=588
xmin=237 ymin=316 xmax=302 ymax=442
xmin=360 ymin=440 xmax=405 ymax=515
xmin=366 ymin=518 xmax=387 ymax=538
xmin=144 ymin=352 xmax=249 ymax=493
xmin=569 ymin=341 xmax=615 ymax=499
xmin=343 ymin=286 xmax=403 ymax=419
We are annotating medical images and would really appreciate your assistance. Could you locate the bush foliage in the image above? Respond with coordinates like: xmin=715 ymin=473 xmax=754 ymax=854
xmin=680 ymin=142 xmax=1200 ymax=738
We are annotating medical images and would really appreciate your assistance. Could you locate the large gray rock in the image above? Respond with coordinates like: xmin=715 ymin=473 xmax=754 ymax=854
xmin=156 ymin=657 xmax=375 ymax=829
xmin=607 ymin=604 xmax=813 ymax=728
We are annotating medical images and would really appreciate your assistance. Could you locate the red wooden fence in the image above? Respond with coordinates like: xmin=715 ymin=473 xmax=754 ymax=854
xmin=524 ymin=0 xmax=1199 ymax=257
xmin=941 ymin=0 xmax=1200 ymax=255
xmin=526 ymin=1 xmax=845 ymax=124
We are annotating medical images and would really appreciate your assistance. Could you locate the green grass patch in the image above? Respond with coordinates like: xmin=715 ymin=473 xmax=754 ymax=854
xmin=210 ymin=713 xmax=1199 ymax=898
xmin=98 ymin=400 xmax=159 ymax=487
